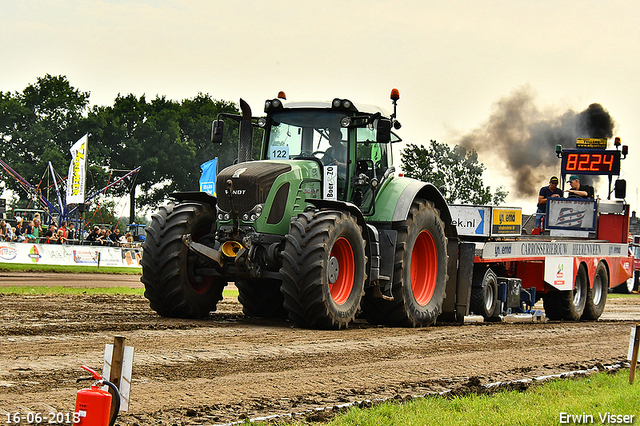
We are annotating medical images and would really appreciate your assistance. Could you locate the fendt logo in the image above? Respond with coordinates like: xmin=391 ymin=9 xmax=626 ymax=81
xmin=225 ymin=189 xmax=247 ymax=196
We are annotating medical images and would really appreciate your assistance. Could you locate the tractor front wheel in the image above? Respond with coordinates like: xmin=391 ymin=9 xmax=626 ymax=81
xmin=141 ymin=201 xmax=227 ymax=318
xmin=280 ymin=210 xmax=367 ymax=329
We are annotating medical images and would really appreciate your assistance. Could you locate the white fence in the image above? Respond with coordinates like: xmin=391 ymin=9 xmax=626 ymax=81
xmin=0 ymin=242 xmax=142 ymax=268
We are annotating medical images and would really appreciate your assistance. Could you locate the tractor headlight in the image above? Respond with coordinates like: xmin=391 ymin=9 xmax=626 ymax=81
xmin=242 ymin=204 xmax=264 ymax=222
xmin=217 ymin=207 xmax=231 ymax=221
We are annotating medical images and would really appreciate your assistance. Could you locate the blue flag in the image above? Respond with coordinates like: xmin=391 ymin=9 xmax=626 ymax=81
xmin=199 ymin=158 xmax=217 ymax=196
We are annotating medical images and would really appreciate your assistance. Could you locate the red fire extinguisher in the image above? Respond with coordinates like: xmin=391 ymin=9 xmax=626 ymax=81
xmin=75 ymin=365 xmax=121 ymax=426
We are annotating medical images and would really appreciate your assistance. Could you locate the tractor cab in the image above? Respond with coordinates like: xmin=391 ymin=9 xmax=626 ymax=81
xmin=259 ymin=94 xmax=402 ymax=213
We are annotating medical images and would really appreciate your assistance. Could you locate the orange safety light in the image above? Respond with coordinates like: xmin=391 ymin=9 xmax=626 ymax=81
xmin=390 ymin=88 xmax=400 ymax=101
xmin=614 ymin=136 xmax=621 ymax=147
xmin=277 ymin=91 xmax=287 ymax=100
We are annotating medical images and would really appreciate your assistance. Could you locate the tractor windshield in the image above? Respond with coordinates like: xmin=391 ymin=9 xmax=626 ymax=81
xmin=266 ymin=110 xmax=346 ymax=160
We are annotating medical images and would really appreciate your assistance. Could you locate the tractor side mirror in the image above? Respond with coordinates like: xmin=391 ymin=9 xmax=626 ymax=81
xmin=615 ymin=179 xmax=626 ymax=199
xmin=376 ymin=119 xmax=392 ymax=144
xmin=211 ymin=120 xmax=224 ymax=144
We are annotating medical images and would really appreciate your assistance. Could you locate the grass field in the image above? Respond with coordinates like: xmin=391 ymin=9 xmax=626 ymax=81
xmin=278 ymin=369 xmax=639 ymax=426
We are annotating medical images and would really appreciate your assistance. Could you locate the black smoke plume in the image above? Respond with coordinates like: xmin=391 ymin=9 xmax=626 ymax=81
xmin=458 ymin=87 xmax=615 ymax=199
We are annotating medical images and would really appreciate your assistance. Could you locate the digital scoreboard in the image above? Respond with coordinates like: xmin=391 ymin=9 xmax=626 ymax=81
xmin=560 ymin=149 xmax=621 ymax=176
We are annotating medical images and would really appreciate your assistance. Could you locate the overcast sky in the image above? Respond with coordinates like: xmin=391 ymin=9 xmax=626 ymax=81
xmin=3 ymin=1 xmax=640 ymax=214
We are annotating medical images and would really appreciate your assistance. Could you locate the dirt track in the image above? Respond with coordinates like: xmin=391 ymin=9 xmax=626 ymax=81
xmin=0 ymin=272 xmax=639 ymax=425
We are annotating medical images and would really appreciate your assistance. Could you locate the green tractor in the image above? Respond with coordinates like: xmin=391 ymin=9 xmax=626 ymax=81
xmin=141 ymin=90 xmax=457 ymax=328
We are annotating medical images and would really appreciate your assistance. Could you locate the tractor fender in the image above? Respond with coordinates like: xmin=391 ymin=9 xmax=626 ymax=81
xmin=305 ymin=199 xmax=369 ymax=242
xmin=170 ymin=191 xmax=217 ymax=211
xmin=375 ymin=178 xmax=457 ymax=238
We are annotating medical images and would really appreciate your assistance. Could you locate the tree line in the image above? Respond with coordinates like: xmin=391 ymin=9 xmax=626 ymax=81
xmin=0 ymin=74 xmax=241 ymax=212
xmin=1 ymin=74 xmax=506 ymax=215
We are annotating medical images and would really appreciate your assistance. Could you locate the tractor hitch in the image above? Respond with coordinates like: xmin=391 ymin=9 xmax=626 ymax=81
xmin=183 ymin=234 xmax=225 ymax=269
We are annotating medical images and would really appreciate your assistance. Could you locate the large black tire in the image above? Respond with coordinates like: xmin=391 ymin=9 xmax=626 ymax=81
xmin=236 ymin=279 xmax=288 ymax=319
xmin=582 ymin=262 xmax=608 ymax=320
xmin=543 ymin=264 xmax=588 ymax=321
xmin=470 ymin=268 xmax=499 ymax=319
xmin=280 ymin=210 xmax=367 ymax=329
xmin=141 ymin=201 xmax=227 ymax=318
xmin=361 ymin=200 xmax=448 ymax=327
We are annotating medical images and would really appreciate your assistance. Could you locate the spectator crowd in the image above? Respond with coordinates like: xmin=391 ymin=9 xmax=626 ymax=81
xmin=0 ymin=214 xmax=135 ymax=247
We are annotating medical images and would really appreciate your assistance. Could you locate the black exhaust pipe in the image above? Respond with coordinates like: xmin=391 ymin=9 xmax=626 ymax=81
xmin=238 ymin=98 xmax=253 ymax=163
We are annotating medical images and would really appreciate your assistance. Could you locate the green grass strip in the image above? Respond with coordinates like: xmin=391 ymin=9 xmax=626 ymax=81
xmin=607 ymin=293 xmax=639 ymax=299
xmin=276 ymin=370 xmax=639 ymax=426
xmin=0 ymin=285 xmax=239 ymax=298
xmin=0 ymin=286 xmax=145 ymax=295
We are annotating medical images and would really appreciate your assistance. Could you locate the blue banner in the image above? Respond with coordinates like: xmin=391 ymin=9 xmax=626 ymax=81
xmin=199 ymin=158 xmax=217 ymax=196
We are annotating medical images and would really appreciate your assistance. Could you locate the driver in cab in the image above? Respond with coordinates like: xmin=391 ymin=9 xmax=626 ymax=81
xmin=321 ymin=128 xmax=347 ymax=169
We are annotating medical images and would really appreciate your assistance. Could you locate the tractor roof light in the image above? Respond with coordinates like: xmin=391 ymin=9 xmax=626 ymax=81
xmin=264 ymin=98 xmax=284 ymax=113
xmin=331 ymin=98 xmax=356 ymax=111
xmin=390 ymin=88 xmax=400 ymax=122
xmin=277 ymin=91 xmax=287 ymax=100
xmin=614 ymin=136 xmax=621 ymax=147
xmin=340 ymin=116 xmax=352 ymax=128
xmin=622 ymin=145 xmax=628 ymax=158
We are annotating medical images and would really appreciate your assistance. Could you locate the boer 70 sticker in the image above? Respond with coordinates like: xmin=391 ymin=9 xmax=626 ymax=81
xmin=323 ymin=165 xmax=337 ymax=201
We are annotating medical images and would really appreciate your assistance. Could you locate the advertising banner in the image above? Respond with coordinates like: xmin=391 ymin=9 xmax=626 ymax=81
xmin=66 ymin=134 xmax=88 ymax=204
xmin=546 ymin=198 xmax=597 ymax=231
xmin=449 ymin=205 xmax=491 ymax=237
xmin=199 ymin=158 xmax=217 ymax=196
xmin=0 ymin=242 xmax=142 ymax=268
xmin=491 ymin=207 xmax=522 ymax=236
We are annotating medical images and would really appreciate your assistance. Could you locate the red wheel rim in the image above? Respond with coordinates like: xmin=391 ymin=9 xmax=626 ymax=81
xmin=411 ymin=230 xmax=437 ymax=306
xmin=329 ymin=237 xmax=355 ymax=305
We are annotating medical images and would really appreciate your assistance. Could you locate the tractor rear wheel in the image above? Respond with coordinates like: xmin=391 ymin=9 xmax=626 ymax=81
xmin=582 ymin=262 xmax=608 ymax=320
xmin=237 ymin=279 xmax=288 ymax=319
xmin=141 ymin=201 xmax=227 ymax=318
xmin=280 ymin=210 xmax=367 ymax=329
xmin=362 ymin=199 xmax=448 ymax=327
xmin=543 ymin=264 xmax=588 ymax=321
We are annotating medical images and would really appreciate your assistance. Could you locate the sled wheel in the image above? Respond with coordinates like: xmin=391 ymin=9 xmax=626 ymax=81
xmin=361 ymin=199 xmax=448 ymax=327
xmin=543 ymin=264 xmax=588 ymax=321
xmin=141 ymin=201 xmax=226 ymax=318
xmin=280 ymin=210 xmax=367 ymax=329
xmin=582 ymin=262 xmax=608 ymax=320
xmin=470 ymin=268 xmax=499 ymax=319
xmin=237 ymin=279 xmax=288 ymax=319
